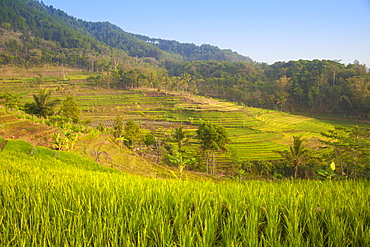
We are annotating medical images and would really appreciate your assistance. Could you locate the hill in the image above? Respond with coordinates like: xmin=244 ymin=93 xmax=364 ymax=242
xmin=132 ymin=34 xmax=253 ymax=62
xmin=0 ymin=0 xmax=252 ymax=63
xmin=0 ymin=0 xmax=167 ymax=72
xmin=43 ymin=2 xmax=253 ymax=62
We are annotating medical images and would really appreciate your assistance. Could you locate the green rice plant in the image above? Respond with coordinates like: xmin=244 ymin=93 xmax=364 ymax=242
xmin=1 ymin=150 xmax=369 ymax=247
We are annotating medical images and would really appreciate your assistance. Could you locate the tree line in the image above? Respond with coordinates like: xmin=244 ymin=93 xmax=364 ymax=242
xmin=164 ymin=59 xmax=370 ymax=116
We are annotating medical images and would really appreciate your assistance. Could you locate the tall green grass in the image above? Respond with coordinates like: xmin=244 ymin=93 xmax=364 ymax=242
xmin=0 ymin=139 xmax=369 ymax=246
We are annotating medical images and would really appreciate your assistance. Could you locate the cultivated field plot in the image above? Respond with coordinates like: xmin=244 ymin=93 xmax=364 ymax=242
xmin=71 ymin=89 xmax=337 ymax=161
xmin=1 ymin=140 xmax=369 ymax=246
xmin=0 ymin=87 xmax=334 ymax=162
xmin=0 ymin=112 xmax=57 ymax=146
xmin=2 ymin=67 xmax=362 ymax=162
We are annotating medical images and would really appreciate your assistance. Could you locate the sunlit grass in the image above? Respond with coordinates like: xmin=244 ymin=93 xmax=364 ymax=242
xmin=1 ymin=139 xmax=369 ymax=246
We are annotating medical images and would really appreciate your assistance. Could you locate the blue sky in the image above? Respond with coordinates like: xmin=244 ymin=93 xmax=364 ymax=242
xmin=42 ymin=0 xmax=370 ymax=66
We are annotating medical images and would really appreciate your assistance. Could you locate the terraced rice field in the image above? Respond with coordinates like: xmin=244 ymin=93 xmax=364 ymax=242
xmin=0 ymin=112 xmax=58 ymax=146
xmin=0 ymin=68 xmax=347 ymax=163
xmin=1 ymin=86 xmax=336 ymax=162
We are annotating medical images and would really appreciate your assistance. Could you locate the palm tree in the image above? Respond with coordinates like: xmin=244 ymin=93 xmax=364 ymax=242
xmin=24 ymin=89 xmax=59 ymax=117
xmin=277 ymin=136 xmax=310 ymax=179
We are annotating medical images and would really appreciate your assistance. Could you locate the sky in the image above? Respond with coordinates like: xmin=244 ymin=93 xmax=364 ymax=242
xmin=42 ymin=0 xmax=370 ymax=66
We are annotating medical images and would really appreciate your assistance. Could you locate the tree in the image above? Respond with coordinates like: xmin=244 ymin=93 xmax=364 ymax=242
xmin=112 ymin=114 xmax=126 ymax=149
xmin=124 ymin=120 xmax=141 ymax=149
xmin=24 ymin=89 xmax=59 ymax=117
xmin=60 ymin=94 xmax=81 ymax=122
xmin=345 ymin=76 xmax=370 ymax=115
xmin=320 ymin=126 xmax=370 ymax=178
xmin=275 ymin=76 xmax=290 ymax=111
xmin=144 ymin=133 xmax=156 ymax=146
xmin=113 ymin=114 xmax=124 ymax=139
xmin=90 ymin=141 xmax=113 ymax=166
xmin=0 ymin=92 xmax=20 ymax=110
xmin=59 ymin=128 xmax=79 ymax=152
xmin=276 ymin=94 xmax=288 ymax=112
xmin=172 ymin=125 xmax=189 ymax=152
xmin=51 ymin=127 xmax=79 ymax=151
xmin=317 ymin=162 xmax=337 ymax=180
xmin=276 ymin=136 xmax=310 ymax=179
xmin=196 ymin=122 xmax=230 ymax=175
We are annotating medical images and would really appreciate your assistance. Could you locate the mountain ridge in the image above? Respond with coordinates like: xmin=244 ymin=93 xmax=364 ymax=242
xmin=132 ymin=33 xmax=253 ymax=62
xmin=23 ymin=0 xmax=252 ymax=62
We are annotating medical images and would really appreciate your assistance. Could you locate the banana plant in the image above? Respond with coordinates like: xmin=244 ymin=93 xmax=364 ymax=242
xmin=167 ymin=150 xmax=195 ymax=178
xmin=317 ymin=162 xmax=336 ymax=180
xmin=235 ymin=168 xmax=247 ymax=180
xmin=51 ymin=132 xmax=65 ymax=150
xmin=115 ymin=136 xmax=127 ymax=149
xmin=58 ymin=127 xmax=79 ymax=152
xmin=90 ymin=141 xmax=113 ymax=166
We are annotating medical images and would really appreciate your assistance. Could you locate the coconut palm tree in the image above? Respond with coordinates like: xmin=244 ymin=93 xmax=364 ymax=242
xmin=24 ymin=89 xmax=59 ymax=117
xmin=277 ymin=136 xmax=310 ymax=179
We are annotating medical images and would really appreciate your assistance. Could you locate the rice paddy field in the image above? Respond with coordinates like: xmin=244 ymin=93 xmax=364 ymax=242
xmin=1 ymin=66 xmax=368 ymax=164
xmin=1 ymin=139 xmax=369 ymax=246
xmin=1 ymin=67 xmax=370 ymax=246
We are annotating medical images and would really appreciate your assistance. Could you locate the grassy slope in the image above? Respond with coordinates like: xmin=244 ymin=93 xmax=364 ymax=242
xmin=0 ymin=131 xmax=213 ymax=181
xmin=0 ymin=112 xmax=214 ymax=180
xmin=0 ymin=139 xmax=369 ymax=245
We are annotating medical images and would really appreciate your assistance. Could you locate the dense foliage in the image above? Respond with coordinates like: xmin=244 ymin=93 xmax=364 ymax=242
xmin=0 ymin=0 xmax=147 ymax=71
xmin=24 ymin=89 xmax=59 ymax=117
xmin=165 ymin=59 xmax=370 ymax=116
xmin=0 ymin=0 xmax=249 ymax=64
xmin=133 ymin=34 xmax=253 ymax=62
xmin=320 ymin=126 xmax=370 ymax=178
xmin=196 ymin=122 xmax=230 ymax=175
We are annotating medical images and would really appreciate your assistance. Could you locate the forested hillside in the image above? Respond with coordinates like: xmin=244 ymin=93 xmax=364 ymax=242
xmin=0 ymin=0 xmax=135 ymax=71
xmin=44 ymin=2 xmax=252 ymax=62
xmin=0 ymin=0 xmax=369 ymax=116
xmin=42 ymin=5 xmax=178 ymax=61
xmin=0 ymin=0 xmax=179 ymax=63
xmin=0 ymin=0 xmax=250 ymax=63
xmin=165 ymin=59 xmax=370 ymax=115
xmin=133 ymin=34 xmax=253 ymax=62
